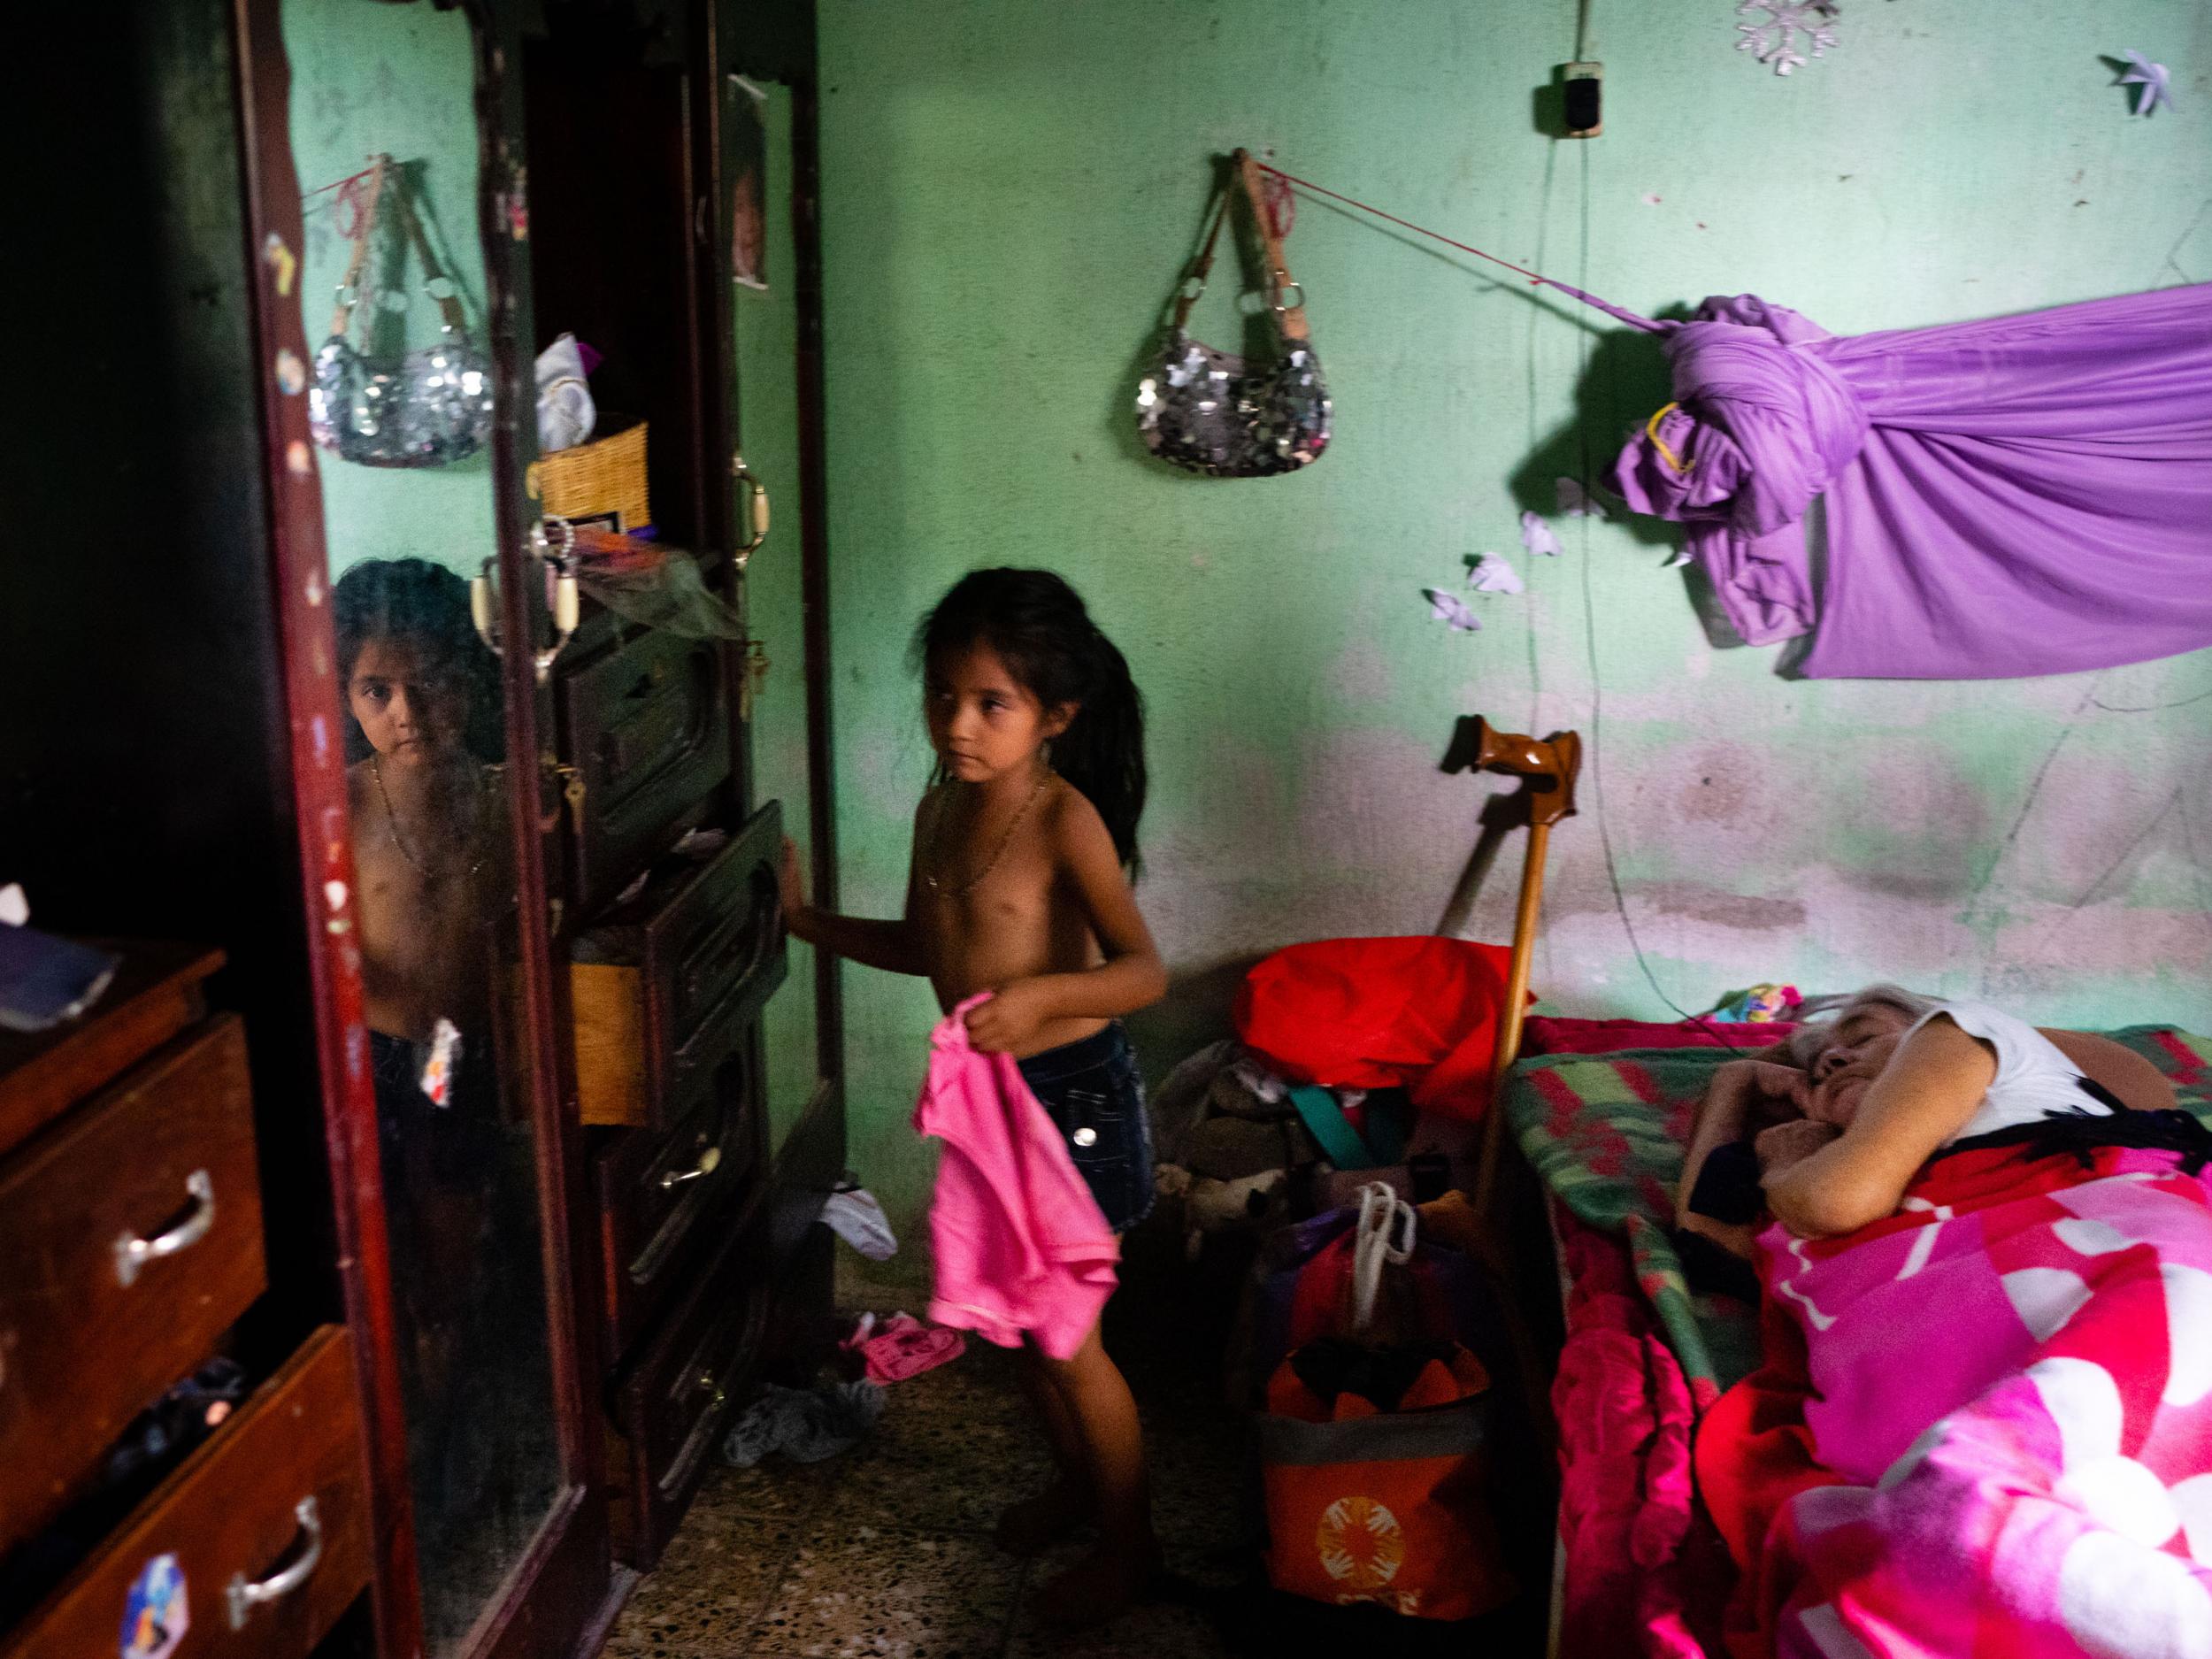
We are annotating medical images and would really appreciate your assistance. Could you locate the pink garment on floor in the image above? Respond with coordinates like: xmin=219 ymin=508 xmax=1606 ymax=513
xmin=914 ymin=999 xmax=1118 ymax=1361
xmin=842 ymin=1313 xmax=966 ymax=1386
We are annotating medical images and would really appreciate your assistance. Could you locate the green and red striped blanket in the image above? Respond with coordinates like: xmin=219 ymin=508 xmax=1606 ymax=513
xmin=1499 ymin=1025 xmax=2212 ymax=1406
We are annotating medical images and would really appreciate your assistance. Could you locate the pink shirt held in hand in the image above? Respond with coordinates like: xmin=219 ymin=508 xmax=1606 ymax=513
xmin=915 ymin=997 xmax=1118 ymax=1361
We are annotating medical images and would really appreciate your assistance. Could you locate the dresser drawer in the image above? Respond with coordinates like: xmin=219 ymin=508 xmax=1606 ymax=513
xmin=573 ymin=799 xmax=787 ymax=1129
xmin=0 ymin=1016 xmax=265 ymax=1557
xmin=555 ymin=613 xmax=732 ymax=915
xmin=609 ymin=1200 xmax=771 ymax=1569
xmin=0 ymin=942 xmax=223 ymax=1163
xmin=595 ymin=1030 xmax=764 ymax=1361
xmin=1 ymin=1325 xmax=370 ymax=1659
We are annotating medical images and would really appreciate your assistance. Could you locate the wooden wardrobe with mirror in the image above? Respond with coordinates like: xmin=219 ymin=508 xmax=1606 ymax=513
xmin=0 ymin=3 xmax=841 ymax=1658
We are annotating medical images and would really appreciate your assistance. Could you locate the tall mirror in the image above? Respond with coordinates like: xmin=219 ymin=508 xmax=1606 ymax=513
xmin=282 ymin=5 xmax=564 ymax=1653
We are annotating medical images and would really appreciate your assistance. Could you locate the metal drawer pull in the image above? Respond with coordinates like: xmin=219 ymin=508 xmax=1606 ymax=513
xmin=227 ymin=1495 xmax=325 ymax=1630
xmin=731 ymin=453 xmax=770 ymax=572
xmin=659 ymin=1145 xmax=722 ymax=1189
xmin=114 ymin=1169 xmax=216 ymax=1287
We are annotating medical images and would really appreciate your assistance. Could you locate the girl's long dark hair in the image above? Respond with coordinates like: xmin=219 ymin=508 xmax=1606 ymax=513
xmin=915 ymin=568 xmax=1148 ymax=873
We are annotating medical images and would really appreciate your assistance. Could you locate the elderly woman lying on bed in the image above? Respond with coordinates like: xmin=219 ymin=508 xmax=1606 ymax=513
xmin=1685 ymin=991 xmax=2212 ymax=1656
xmin=1677 ymin=984 xmax=2177 ymax=1254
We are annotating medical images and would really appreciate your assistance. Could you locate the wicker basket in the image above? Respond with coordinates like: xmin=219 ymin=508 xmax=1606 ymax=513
xmin=539 ymin=420 xmax=650 ymax=531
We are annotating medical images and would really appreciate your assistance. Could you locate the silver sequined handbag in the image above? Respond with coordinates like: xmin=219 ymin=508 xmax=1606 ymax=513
xmin=308 ymin=155 xmax=495 ymax=469
xmin=1136 ymin=150 xmax=1330 ymax=478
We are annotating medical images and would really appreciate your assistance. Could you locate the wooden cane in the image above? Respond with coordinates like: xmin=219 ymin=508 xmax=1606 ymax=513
xmin=1448 ymin=718 xmax=1582 ymax=1218
xmin=1475 ymin=820 xmax=1551 ymax=1217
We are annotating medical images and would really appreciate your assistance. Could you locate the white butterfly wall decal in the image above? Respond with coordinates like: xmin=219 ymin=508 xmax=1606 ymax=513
xmin=1520 ymin=511 xmax=1563 ymax=557
xmin=1424 ymin=588 xmax=1483 ymax=632
xmin=1468 ymin=553 xmax=1524 ymax=595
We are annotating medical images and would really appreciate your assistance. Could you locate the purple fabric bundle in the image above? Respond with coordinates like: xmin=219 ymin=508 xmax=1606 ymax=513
xmin=1609 ymin=284 xmax=2212 ymax=680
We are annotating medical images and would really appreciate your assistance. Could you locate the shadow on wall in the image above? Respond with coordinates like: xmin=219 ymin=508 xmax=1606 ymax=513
xmin=1507 ymin=309 xmax=1678 ymax=528
xmin=1127 ymin=953 xmax=1262 ymax=1086
xmin=1509 ymin=303 xmax=1762 ymax=651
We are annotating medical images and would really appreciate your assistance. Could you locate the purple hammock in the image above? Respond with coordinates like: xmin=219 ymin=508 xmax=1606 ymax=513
xmin=1586 ymin=282 xmax=2212 ymax=680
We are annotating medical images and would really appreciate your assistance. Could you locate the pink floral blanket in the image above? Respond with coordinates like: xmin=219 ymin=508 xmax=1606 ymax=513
xmin=1699 ymin=1140 xmax=2212 ymax=1658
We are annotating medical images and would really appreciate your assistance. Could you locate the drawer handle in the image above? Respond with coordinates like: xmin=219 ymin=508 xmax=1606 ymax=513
xmin=226 ymin=1495 xmax=325 ymax=1630
xmin=114 ymin=1169 xmax=216 ymax=1287
xmin=731 ymin=454 xmax=770 ymax=572
xmin=659 ymin=1145 xmax=722 ymax=1189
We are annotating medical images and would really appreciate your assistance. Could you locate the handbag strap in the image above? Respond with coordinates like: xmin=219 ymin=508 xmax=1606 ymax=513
xmin=389 ymin=179 xmax=469 ymax=334
xmin=1234 ymin=149 xmax=1310 ymax=342
xmin=326 ymin=154 xmax=390 ymax=340
xmin=1169 ymin=185 xmax=1233 ymax=334
xmin=1169 ymin=149 xmax=1311 ymax=342
xmin=323 ymin=155 xmax=467 ymax=339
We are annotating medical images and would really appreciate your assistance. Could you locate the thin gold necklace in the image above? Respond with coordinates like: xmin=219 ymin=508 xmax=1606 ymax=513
xmin=924 ymin=769 xmax=1050 ymax=898
xmin=373 ymin=755 xmax=488 ymax=880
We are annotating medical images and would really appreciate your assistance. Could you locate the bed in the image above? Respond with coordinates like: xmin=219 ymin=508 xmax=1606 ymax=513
xmin=1500 ymin=1015 xmax=2212 ymax=1658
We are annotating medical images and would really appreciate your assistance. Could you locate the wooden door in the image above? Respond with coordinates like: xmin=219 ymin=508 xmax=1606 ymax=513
xmin=234 ymin=4 xmax=620 ymax=1656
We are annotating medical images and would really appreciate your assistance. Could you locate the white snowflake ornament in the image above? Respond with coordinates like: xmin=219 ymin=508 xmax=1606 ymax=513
xmin=1737 ymin=0 xmax=1841 ymax=77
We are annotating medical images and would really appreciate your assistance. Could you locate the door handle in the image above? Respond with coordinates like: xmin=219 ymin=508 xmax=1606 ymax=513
xmin=659 ymin=1145 xmax=722 ymax=1189
xmin=731 ymin=453 xmax=770 ymax=572
xmin=470 ymin=522 xmax=579 ymax=680
xmin=114 ymin=1169 xmax=216 ymax=1287
xmin=470 ymin=558 xmax=503 ymax=659
xmin=530 ymin=515 xmax=580 ymax=682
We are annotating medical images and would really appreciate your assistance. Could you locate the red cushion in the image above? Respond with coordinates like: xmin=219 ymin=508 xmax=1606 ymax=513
xmin=1518 ymin=1015 xmax=1801 ymax=1056
xmin=1233 ymin=936 xmax=1524 ymax=1123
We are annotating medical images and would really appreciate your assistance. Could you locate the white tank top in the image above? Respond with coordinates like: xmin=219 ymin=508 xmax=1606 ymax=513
xmin=1910 ymin=999 xmax=2113 ymax=1146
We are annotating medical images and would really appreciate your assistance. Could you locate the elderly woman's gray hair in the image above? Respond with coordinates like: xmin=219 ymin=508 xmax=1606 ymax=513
xmin=1786 ymin=983 xmax=1940 ymax=1068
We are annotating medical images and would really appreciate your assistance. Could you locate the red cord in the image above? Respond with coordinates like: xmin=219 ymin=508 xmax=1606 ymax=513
xmin=1253 ymin=159 xmax=1548 ymax=287
xmin=331 ymin=173 xmax=375 ymax=240
xmin=303 ymin=163 xmax=380 ymax=206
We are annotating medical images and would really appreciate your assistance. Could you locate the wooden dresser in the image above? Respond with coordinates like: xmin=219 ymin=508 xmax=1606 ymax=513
xmin=5 ymin=0 xmax=843 ymax=1652
xmin=0 ymin=946 xmax=373 ymax=1658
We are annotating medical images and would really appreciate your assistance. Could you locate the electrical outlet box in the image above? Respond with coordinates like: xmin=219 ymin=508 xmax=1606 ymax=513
xmin=1563 ymin=61 xmax=1602 ymax=138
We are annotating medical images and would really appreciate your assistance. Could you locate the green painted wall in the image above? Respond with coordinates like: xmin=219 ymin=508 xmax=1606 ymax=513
xmin=816 ymin=0 xmax=2212 ymax=1268
xmin=734 ymin=82 xmax=828 ymax=1154
xmin=284 ymin=1 xmax=494 ymax=581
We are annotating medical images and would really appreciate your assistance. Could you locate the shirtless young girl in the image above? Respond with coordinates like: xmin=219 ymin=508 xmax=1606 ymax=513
xmin=334 ymin=557 xmax=505 ymax=1048
xmin=779 ymin=566 xmax=1169 ymax=1625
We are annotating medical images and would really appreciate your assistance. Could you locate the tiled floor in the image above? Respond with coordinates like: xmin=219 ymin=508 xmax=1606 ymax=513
xmin=604 ymin=1239 xmax=1249 ymax=1659
xmin=603 ymin=1238 xmax=1547 ymax=1659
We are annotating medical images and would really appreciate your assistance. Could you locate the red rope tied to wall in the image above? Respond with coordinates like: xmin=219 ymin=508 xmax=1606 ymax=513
xmin=331 ymin=173 xmax=378 ymax=240
xmin=301 ymin=162 xmax=386 ymax=237
xmin=1251 ymin=158 xmax=1663 ymax=334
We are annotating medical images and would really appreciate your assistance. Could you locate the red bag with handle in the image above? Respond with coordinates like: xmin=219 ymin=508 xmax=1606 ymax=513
xmin=1233 ymin=936 xmax=1524 ymax=1123
xmin=1256 ymin=1185 xmax=1517 ymax=1621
